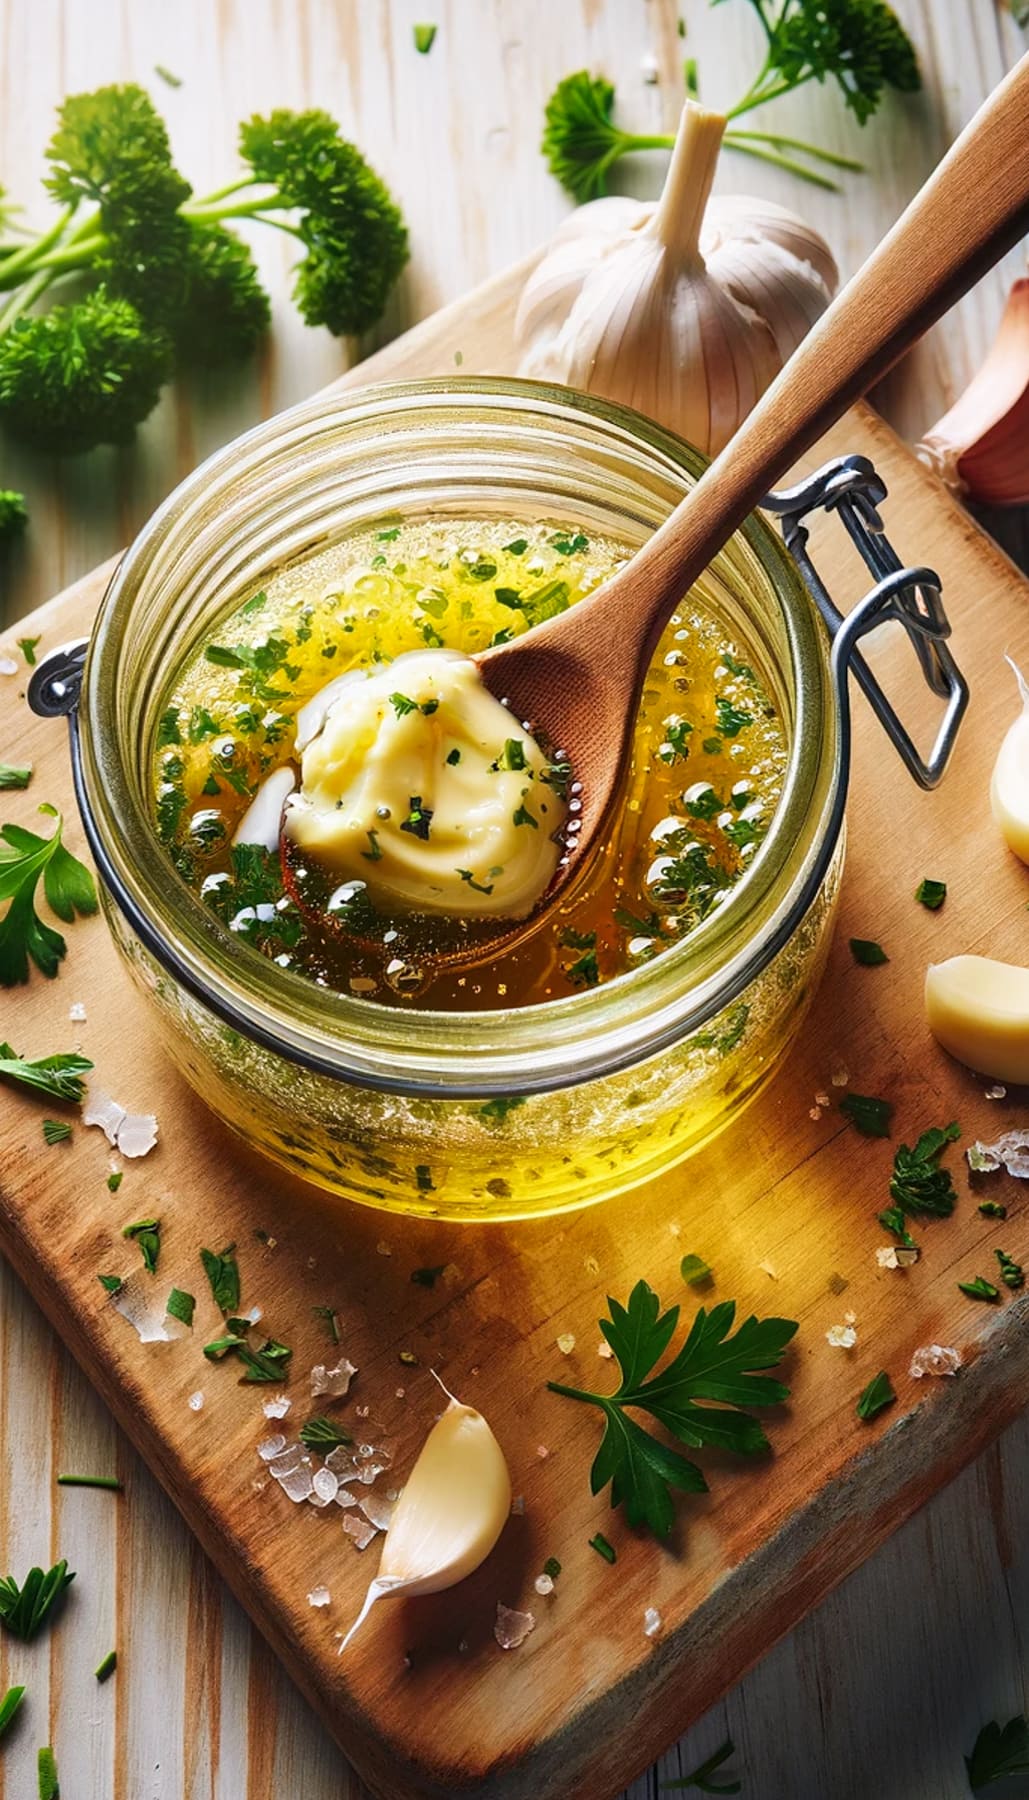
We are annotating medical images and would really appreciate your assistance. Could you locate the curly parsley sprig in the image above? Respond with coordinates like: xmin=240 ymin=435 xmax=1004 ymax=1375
xmin=548 ymin=1280 xmax=796 ymax=1536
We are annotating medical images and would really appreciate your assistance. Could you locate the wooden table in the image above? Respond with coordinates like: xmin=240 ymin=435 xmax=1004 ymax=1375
xmin=0 ymin=5 xmax=1027 ymax=1797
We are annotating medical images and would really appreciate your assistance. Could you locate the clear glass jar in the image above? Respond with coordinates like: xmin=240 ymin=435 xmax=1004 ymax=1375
xmin=75 ymin=380 xmax=844 ymax=1221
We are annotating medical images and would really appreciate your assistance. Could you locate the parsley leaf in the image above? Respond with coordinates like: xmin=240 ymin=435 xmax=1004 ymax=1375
xmin=839 ymin=1092 xmax=893 ymax=1138
xmin=0 ymin=1560 xmax=75 ymax=1640
xmin=914 ymin=877 xmax=946 ymax=910
xmin=849 ymin=937 xmax=888 ymax=966
xmin=200 ymin=1244 xmax=240 ymax=1314
xmin=856 ymin=1370 xmax=896 ymax=1421
xmin=966 ymin=1715 xmax=1029 ymax=1790
xmin=890 ymin=1122 xmax=960 ymax=1217
xmin=122 ymin=1218 xmax=161 ymax=1275
xmin=548 ymin=1281 xmax=796 ymax=1536
xmin=0 ymin=806 xmax=97 ymax=985
xmin=680 ymin=1254 xmax=712 ymax=1287
xmin=660 ymin=1736 xmax=741 ymax=1793
xmin=166 ymin=1287 xmax=195 ymax=1327
xmin=0 ymin=1042 xmax=92 ymax=1102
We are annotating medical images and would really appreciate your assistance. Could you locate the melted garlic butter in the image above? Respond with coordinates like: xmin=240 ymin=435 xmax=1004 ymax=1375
xmin=283 ymin=650 xmax=566 ymax=919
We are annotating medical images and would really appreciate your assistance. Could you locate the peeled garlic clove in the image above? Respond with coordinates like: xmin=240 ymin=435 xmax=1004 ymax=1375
xmin=515 ymin=100 xmax=835 ymax=457
xmin=339 ymin=1391 xmax=511 ymax=1650
xmin=925 ymin=955 xmax=1029 ymax=1084
xmin=991 ymin=657 xmax=1029 ymax=863
xmin=917 ymin=278 xmax=1029 ymax=508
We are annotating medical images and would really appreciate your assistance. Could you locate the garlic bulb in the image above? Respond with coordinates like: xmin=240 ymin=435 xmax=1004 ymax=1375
xmin=339 ymin=1386 xmax=511 ymax=1650
xmin=515 ymin=101 xmax=837 ymax=457
xmin=917 ymin=276 xmax=1029 ymax=507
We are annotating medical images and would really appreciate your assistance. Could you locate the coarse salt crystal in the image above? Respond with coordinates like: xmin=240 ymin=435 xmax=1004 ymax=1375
xmin=510 ymin=1494 xmax=525 ymax=1515
xmin=668 ymin=1222 xmax=681 ymax=1238
xmin=376 ymin=1241 xmax=392 ymax=1257
xmin=584 ymin=1254 xmax=600 ymax=1275
xmin=536 ymin=1444 xmax=550 ymax=1459
xmin=831 ymin=1064 xmax=849 ymax=1087
xmin=69 ymin=1002 xmax=87 ymax=1023
xmin=826 ymin=1324 xmax=857 ymax=1349
xmin=359 ymin=1489 xmax=396 ymax=1532
xmin=395 ymin=1387 xmax=406 ymax=1398
xmin=263 ymin=1393 xmax=291 ymax=1419
xmin=910 ymin=1343 xmax=962 ymax=1379
xmin=494 ymin=1604 xmax=535 ymax=1650
xmin=257 ymin=1433 xmax=287 ymax=1461
xmin=843 ymin=1310 xmax=857 ymax=1325
xmin=112 ymin=1280 xmax=174 ymax=1343
xmin=757 ymin=1260 xmax=778 ymax=1280
xmin=809 ymin=1107 xmax=822 ymax=1122
xmin=643 ymin=1606 xmax=662 ymax=1638
xmin=267 ymin=1444 xmax=304 ymax=1479
xmin=556 ymin=1333 xmax=576 ymax=1355
xmin=815 ymin=1092 xmax=830 ymax=1109
xmin=969 ymin=1130 xmax=1029 ymax=1178
xmin=187 ymin=1390 xmax=205 ymax=1412
xmin=985 ymin=1084 xmax=1007 ymax=1100
xmin=343 ymin=1513 xmax=379 ymax=1550
xmin=278 ymin=1461 xmax=315 ymax=1504
xmin=335 ymin=1486 xmax=358 ymax=1508
xmin=534 ymin=1573 xmax=555 ymax=1597
xmin=597 ymin=1341 xmax=614 ymax=1359
xmin=0 ymin=656 xmax=18 ymax=676
xmin=640 ymin=51 xmax=659 ymax=83
xmin=307 ymin=1585 xmax=331 ymax=1608
xmin=311 ymin=1466 xmax=340 ymax=1507
xmin=83 ymin=1091 xmax=158 ymax=1157
xmin=311 ymin=1356 xmax=357 ymax=1398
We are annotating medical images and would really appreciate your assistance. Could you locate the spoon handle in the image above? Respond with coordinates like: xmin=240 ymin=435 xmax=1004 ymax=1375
xmin=615 ymin=53 xmax=1029 ymax=660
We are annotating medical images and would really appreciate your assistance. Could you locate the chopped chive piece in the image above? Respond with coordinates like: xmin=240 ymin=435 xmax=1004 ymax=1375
xmin=106 ymin=1171 xmax=123 ymax=1192
xmin=0 ymin=1684 xmax=26 ymax=1741
xmin=850 ymin=938 xmax=888 ymax=966
xmin=413 ymin=21 xmax=437 ymax=52
xmin=0 ymin=1560 xmax=75 ymax=1640
xmin=122 ymin=1218 xmax=160 ymax=1275
xmin=0 ymin=763 xmax=32 ymax=789
xmin=200 ymin=1244 xmax=240 ymax=1314
xmin=958 ymin=1275 xmax=1000 ymax=1302
xmin=166 ymin=1288 xmax=196 ymax=1327
xmin=56 ymin=1473 xmax=121 ymax=1490
xmin=839 ymin=1093 xmax=894 ymax=1138
xmin=97 ymin=1273 xmax=123 ymax=1295
xmin=978 ymin=1200 xmax=1007 ymax=1219
xmin=589 ymin=1532 xmax=617 ymax=1564
xmin=94 ymin=1649 xmax=117 ymax=1682
xmin=312 ymin=1304 xmax=341 ymax=1344
xmin=299 ymin=1416 xmax=353 ymax=1452
xmin=411 ymin=1264 xmax=447 ymax=1288
xmin=42 ymin=1118 xmax=72 ymax=1144
xmin=856 ymin=1371 xmax=896 ymax=1421
xmin=680 ymin=1254 xmax=712 ymax=1287
xmin=915 ymin=877 xmax=946 ymax=910
xmin=996 ymin=1248 xmax=1024 ymax=1290
xmin=38 ymin=1746 xmax=60 ymax=1800
xmin=17 ymin=636 xmax=40 ymax=666
xmin=154 ymin=63 xmax=182 ymax=86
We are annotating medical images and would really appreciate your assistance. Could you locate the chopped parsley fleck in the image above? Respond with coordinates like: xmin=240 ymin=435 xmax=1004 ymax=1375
xmin=157 ymin=707 xmax=182 ymax=746
xmin=411 ymin=1264 xmax=447 ymax=1288
xmin=122 ymin=1218 xmax=160 ymax=1275
xmin=200 ymin=1244 xmax=240 ymax=1314
xmin=512 ymin=802 xmax=538 ymax=829
xmin=17 ymin=636 xmax=40 ymax=666
xmin=589 ymin=1532 xmax=617 ymax=1564
xmin=724 ymin=817 xmax=761 ymax=852
xmin=187 ymin=706 xmax=221 ymax=744
xmin=684 ymin=785 xmax=721 ymax=821
xmin=496 ymin=578 xmax=570 ymax=626
xmin=312 ymin=1304 xmax=341 ymax=1344
xmin=461 ymin=555 xmax=498 ymax=581
xmin=497 ymin=738 xmax=528 ymax=771
xmin=377 ymin=526 xmax=401 ymax=541
xmin=566 ymin=947 xmax=599 ymax=987
xmin=362 ymin=829 xmax=383 ymax=862
xmin=558 ymin=925 xmax=596 ymax=951
xmin=914 ymin=877 xmax=947 ymax=910
xmin=856 ymin=1370 xmax=896 ymax=1421
xmin=680 ymin=1254 xmax=712 ymax=1286
xmin=401 ymin=797 xmax=433 ymax=840
xmin=542 ymin=1556 xmax=562 ymax=1579
xmin=613 ymin=905 xmax=665 ymax=938
xmin=714 ymin=696 xmax=753 ymax=738
xmin=720 ymin=651 xmax=754 ymax=679
xmin=996 ymin=1248 xmax=1024 ymax=1290
xmin=551 ymin=530 xmax=588 ymax=555
xmin=839 ymin=1093 xmax=893 ymax=1138
xmin=106 ymin=1172 xmax=123 ymax=1193
xmin=978 ymin=1200 xmax=1007 ymax=1219
xmin=702 ymin=736 xmax=723 ymax=755
xmin=390 ymin=692 xmax=417 ymax=716
xmin=889 ymin=1122 xmax=960 ymax=1218
xmin=694 ymin=1002 xmax=750 ymax=1056
xmin=457 ymin=869 xmax=494 ymax=896
xmin=503 ymin=537 xmax=528 ymax=555
xmin=849 ymin=937 xmax=888 ymax=966
xmin=166 ymin=1288 xmax=195 ymax=1327
xmin=958 ymin=1274 xmax=1000 ymax=1302
xmin=97 ymin=1274 xmax=124 ymax=1295
xmin=657 ymin=717 xmax=693 ymax=764
xmin=446 ymin=747 xmax=462 ymax=765
xmin=877 ymin=1205 xmax=918 ymax=1248
xmin=490 ymin=626 xmax=515 ymax=646
xmin=479 ymin=1095 xmax=526 ymax=1125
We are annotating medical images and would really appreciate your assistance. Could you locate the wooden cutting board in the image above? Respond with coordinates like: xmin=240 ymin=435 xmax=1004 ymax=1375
xmin=2 ymin=258 xmax=1029 ymax=1800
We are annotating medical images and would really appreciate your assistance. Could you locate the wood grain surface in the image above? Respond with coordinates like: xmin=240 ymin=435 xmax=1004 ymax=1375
xmin=1 ymin=5 xmax=1028 ymax=1800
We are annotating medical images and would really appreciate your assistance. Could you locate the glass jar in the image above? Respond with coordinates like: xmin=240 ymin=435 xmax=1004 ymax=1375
xmin=38 ymin=381 xmax=953 ymax=1221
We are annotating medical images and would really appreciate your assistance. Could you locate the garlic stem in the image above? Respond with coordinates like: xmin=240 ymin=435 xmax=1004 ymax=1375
xmin=648 ymin=102 xmax=727 ymax=263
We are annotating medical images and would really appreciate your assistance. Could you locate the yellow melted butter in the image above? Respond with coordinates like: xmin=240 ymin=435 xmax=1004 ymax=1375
xmin=153 ymin=516 xmax=788 ymax=1010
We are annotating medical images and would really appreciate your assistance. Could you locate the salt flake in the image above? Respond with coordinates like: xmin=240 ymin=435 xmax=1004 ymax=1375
xmin=534 ymin=1573 xmax=554 ymax=1597
xmin=910 ymin=1343 xmax=962 ymax=1379
xmin=359 ymin=1489 xmax=396 ymax=1532
xmin=262 ymin=1393 xmax=291 ymax=1419
xmin=494 ymin=1604 xmax=535 ymax=1650
xmin=0 ymin=656 xmax=18 ymax=676
xmin=278 ymin=1461 xmax=315 ymax=1503
xmin=112 ymin=1280 xmax=174 ymax=1343
xmin=985 ymin=1084 xmax=1007 ymax=1100
xmin=69 ymin=1002 xmax=87 ymax=1023
xmin=877 ymin=1245 xmax=919 ymax=1269
xmin=310 ymin=1467 xmax=340 ymax=1508
xmin=826 ymin=1324 xmax=857 ymax=1349
xmin=187 ymin=1390 xmax=205 ymax=1412
xmin=757 ymin=1260 xmax=779 ymax=1280
xmin=343 ymin=1513 xmax=379 ymax=1550
xmin=643 ymin=1606 xmax=662 ymax=1638
xmin=307 ymin=1585 xmax=331 ymax=1608
xmin=556 ymin=1332 xmax=576 ymax=1355
xmin=311 ymin=1357 xmax=357 ymax=1399
xmin=258 ymin=1433 xmax=288 ymax=1461
xmin=83 ymin=1090 xmax=158 ymax=1157
xmin=969 ymin=1131 xmax=1029 ymax=1177
xmin=597 ymin=1341 xmax=614 ymax=1359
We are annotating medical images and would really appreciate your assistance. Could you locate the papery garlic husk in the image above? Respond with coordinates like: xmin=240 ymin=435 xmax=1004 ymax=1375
xmin=990 ymin=656 xmax=1029 ymax=864
xmin=917 ymin=277 xmax=1029 ymax=507
xmin=339 ymin=1391 xmax=511 ymax=1650
xmin=515 ymin=101 xmax=838 ymax=457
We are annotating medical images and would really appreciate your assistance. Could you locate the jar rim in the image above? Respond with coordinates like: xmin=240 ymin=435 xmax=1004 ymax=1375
xmin=79 ymin=377 xmax=843 ymax=1096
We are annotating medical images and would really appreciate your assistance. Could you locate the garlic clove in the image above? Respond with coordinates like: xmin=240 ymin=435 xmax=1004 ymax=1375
xmin=339 ymin=1390 xmax=511 ymax=1650
xmin=925 ymin=954 xmax=1029 ymax=1084
xmin=990 ymin=656 xmax=1029 ymax=863
xmin=917 ymin=277 xmax=1029 ymax=507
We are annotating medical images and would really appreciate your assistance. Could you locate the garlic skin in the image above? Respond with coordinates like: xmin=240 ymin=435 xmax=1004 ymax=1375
xmin=339 ymin=1391 xmax=511 ymax=1650
xmin=990 ymin=657 xmax=1029 ymax=864
xmin=515 ymin=101 xmax=837 ymax=457
xmin=925 ymin=954 xmax=1029 ymax=1085
xmin=917 ymin=277 xmax=1029 ymax=507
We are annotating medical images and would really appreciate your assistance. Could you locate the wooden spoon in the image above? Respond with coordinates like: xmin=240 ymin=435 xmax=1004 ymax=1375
xmin=479 ymin=55 xmax=1029 ymax=899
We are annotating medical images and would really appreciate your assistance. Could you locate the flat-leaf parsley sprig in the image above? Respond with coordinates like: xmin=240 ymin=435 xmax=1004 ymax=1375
xmin=548 ymin=1280 xmax=797 ymax=1536
xmin=965 ymin=1714 xmax=1029 ymax=1790
xmin=0 ymin=803 xmax=97 ymax=985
